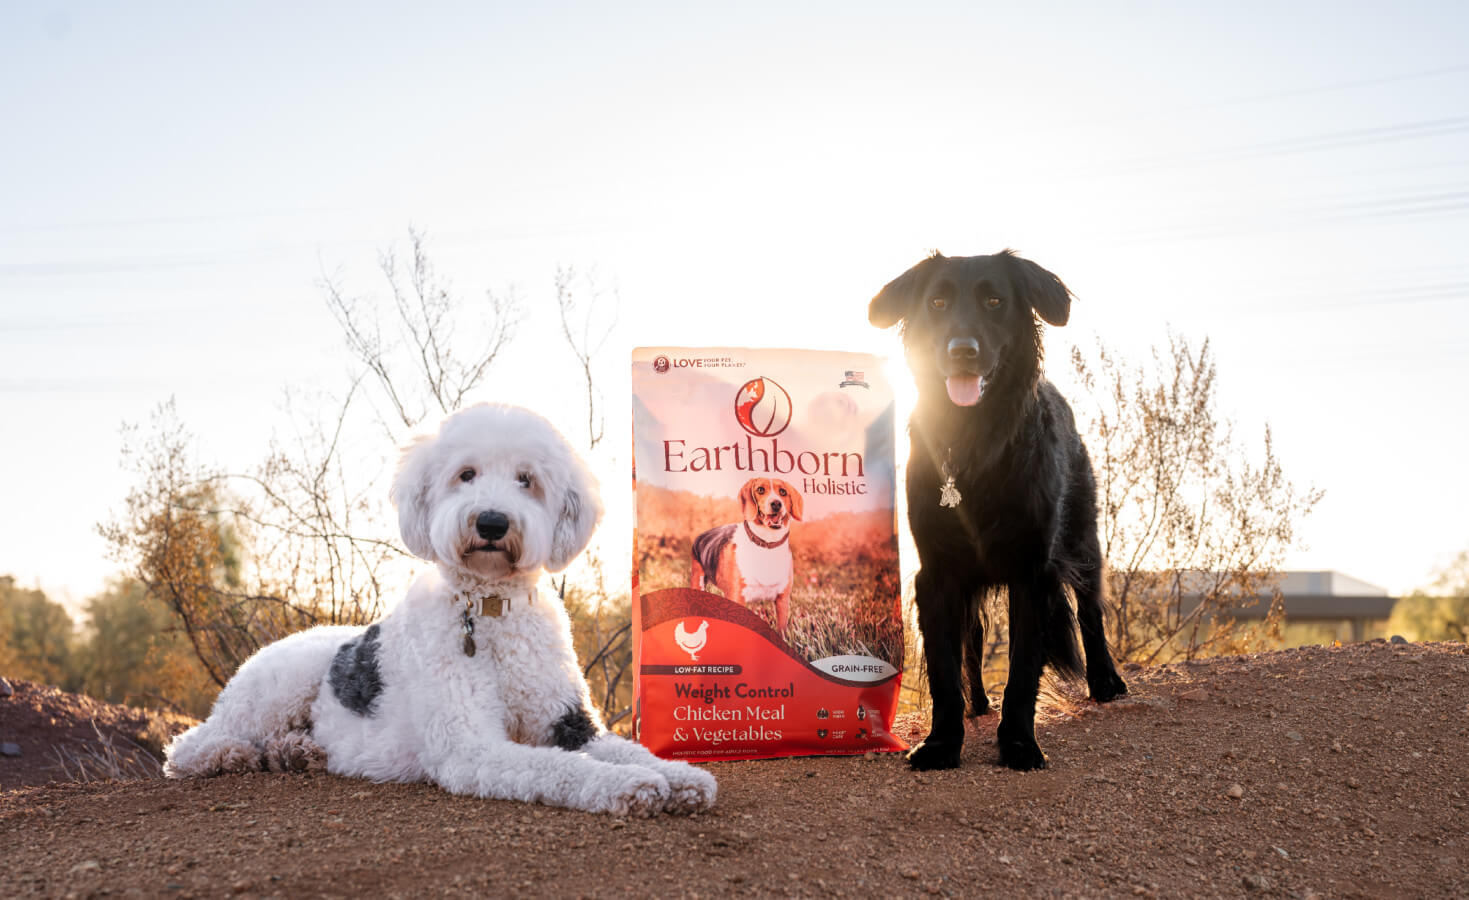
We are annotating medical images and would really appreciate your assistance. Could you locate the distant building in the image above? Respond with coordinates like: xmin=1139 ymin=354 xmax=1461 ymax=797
xmin=1181 ymin=570 xmax=1396 ymax=642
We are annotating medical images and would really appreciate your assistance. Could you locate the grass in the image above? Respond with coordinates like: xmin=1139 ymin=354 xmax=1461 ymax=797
xmin=637 ymin=532 xmax=904 ymax=669
xmin=49 ymin=720 xmax=166 ymax=783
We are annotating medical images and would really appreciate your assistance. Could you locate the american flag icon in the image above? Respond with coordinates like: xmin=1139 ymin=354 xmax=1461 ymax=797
xmin=846 ymin=370 xmax=864 ymax=382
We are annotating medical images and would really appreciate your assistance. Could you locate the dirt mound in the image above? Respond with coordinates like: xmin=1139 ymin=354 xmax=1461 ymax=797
xmin=0 ymin=678 xmax=195 ymax=791
xmin=3 ymin=641 xmax=1467 ymax=898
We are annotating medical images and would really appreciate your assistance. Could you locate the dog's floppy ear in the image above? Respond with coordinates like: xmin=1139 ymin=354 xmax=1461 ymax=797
xmin=738 ymin=479 xmax=760 ymax=520
xmin=781 ymin=481 xmax=803 ymax=521
xmin=1001 ymin=250 xmax=1073 ymax=327
xmin=548 ymin=452 xmax=604 ymax=573
xmin=869 ymin=253 xmax=942 ymax=328
xmin=390 ymin=434 xmax=438 ymax=561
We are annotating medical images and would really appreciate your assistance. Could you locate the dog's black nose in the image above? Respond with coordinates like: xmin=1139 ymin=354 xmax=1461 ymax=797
xmin=475 ymin=510 xmax=510 ymax=542
xmin=770 ymin=499 xmax=783 ymax=514
xmin=948 ymin=337 xmax=980 ymax=359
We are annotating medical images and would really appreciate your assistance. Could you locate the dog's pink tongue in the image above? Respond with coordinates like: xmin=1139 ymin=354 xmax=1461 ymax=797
xmin=946 ymin=375 xmax=983 ymax=407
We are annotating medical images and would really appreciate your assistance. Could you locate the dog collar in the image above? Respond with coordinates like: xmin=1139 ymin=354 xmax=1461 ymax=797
xmin=743 ymin=520 xmax=789 ymax=549
xmin=458 ymin=588 xmax=537 ymax=657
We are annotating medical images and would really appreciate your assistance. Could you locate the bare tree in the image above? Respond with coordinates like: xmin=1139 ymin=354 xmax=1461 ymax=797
xmin=1070 ymin=333 xmax=1322 ymax=663
xmin=322 ymin=226 xmax=522 ymax=432
xmin=555 ymin=264 xmax=619 ymax=451
xmin=105 ymin=230 xmax=526 ymax=693
xmin=553 ymin=264 xmax=632 ymax=727
xmin=102 ymin=400 xmax=317 ymax=688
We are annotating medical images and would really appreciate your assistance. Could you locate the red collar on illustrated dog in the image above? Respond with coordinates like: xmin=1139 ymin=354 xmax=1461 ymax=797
xmin=742 ymin=520 xmax=789 ymax=549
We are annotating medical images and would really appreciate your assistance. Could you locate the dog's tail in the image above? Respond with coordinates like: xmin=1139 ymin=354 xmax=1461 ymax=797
xmin=1042 ymin=563 xmax=1086 ymax=681
xmin=1042 ymin=590 xmax=1085 ymax=681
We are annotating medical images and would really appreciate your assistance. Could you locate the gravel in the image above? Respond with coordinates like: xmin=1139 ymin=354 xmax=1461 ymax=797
xmin=2 ymin=639 xmax=1467 ymax=898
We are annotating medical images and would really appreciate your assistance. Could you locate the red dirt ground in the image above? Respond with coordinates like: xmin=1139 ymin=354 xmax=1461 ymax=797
xmin=3 ymin=640 xmax=1467 ymax=898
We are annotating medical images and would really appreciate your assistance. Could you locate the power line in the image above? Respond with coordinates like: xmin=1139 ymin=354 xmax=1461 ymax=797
xmin=1087 ymin=116 xmax=1469 ymax=177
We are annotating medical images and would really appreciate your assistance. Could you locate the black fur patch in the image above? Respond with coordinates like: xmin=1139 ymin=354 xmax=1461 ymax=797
xmin=691 ymin=523 xmax=737 ymax=584
xmin=552 ymin=705 xmax=597 ymax=751
xmin=328 ymin=624 xmax=384 ymax=716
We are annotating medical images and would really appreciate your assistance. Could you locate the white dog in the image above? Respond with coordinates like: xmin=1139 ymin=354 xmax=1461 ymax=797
xmin=164 ymin=403 xmax=716 ymax=817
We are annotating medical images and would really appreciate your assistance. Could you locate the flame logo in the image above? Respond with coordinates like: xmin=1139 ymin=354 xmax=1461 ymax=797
xmin=734 ymin=376 xmax=792 ymax=437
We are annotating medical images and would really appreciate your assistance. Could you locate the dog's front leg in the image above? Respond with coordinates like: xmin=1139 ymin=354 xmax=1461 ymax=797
xmin=907 ymin=567 xmax=966 ymax=770
xmin=582 ymin=733 xmax=717 ymax=814
xmin=425 ymin=738 xmax=672 ymax=816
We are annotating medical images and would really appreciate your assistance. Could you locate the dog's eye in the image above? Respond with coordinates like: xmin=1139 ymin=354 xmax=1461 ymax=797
xmin=517 ymin=473 xmax=532 ymax=489
xmin=778 ymin=487 xmax=787 ymax=496
xmin=459 ymin=468 xmax=476 ymax=483
xmin=985 ymin=297 xmax=1002 ymax=309
xmin=930 ymin=297 xmax=948 ymax=310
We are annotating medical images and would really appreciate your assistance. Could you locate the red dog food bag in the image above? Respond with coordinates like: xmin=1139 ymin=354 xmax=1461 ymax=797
xmin=631 ymin=347 xmax=907 ymax=761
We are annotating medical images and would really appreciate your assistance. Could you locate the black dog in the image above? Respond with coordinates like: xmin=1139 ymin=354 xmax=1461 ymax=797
xmin=869 ymin=250 xmax=1127 ymax=771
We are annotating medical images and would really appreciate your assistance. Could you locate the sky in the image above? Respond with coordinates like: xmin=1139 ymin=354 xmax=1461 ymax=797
xmin=2 ymin=1 xmax=1467 ymax=610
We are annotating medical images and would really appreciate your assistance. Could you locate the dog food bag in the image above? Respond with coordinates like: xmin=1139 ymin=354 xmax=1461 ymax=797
xmin=631 ymin=347 xmax=907 ymax=761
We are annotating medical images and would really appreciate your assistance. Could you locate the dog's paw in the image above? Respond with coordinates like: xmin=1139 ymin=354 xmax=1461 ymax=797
xmin=661 ymin=764 xmax=717 ymax=814
xmin=596 ymin=767 xmax=671 ymax=818
xmin=967 ymin=694 xmax=993 ymax=717
xmin=997 ymin=737 xmax=1048 ymax=771
xmin=1088 ymin=670 xmax=1129 ymax=704
xmin=263 ymin=731 xmax=326 ymax=773
xmin=907 ymin=739 xmax=962 ymax=771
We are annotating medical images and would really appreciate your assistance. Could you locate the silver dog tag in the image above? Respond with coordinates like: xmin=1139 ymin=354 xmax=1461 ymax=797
xmin=939 ymin=458 xmax=962 ymax=508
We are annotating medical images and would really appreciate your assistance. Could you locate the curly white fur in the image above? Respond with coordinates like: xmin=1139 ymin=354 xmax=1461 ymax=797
xmin=164 ymin=403 xmax=716 ymax=817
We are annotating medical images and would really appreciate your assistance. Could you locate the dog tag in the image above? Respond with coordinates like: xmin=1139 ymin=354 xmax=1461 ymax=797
xmin=939 ymin=453 xmax=962 ymax=508
xmin=461 ymin=609 xmax=476 ymax=657
xmin=482 ymin=594 xmax=504 ymax=618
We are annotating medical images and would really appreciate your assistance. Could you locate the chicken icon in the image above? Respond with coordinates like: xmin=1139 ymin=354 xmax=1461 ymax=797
xmin=674 ymin=619 xmax=710 ymax=661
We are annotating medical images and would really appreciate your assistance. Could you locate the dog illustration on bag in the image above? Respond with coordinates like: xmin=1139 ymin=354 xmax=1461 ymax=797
xmin=690 ymin=477 xmax=803 ymax=632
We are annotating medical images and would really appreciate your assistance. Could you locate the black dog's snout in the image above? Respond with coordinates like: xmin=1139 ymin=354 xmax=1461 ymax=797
xmin=948 ymin=337 xmax=980 ymax=359
xmin=475 ymin=510 xmax=510 ymax=542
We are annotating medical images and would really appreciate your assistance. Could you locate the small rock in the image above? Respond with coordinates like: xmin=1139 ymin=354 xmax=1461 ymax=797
xmin=1273 ymin=846 xmax=1289 ymax=859
xmin=68 ymin=860 xmax=101 ymax=876
xmin=1180 ymin=688 xmax=1209 ymax=701
xmin=0 ymin=741 xmax=21 ymax=757
xmin=1330 ymin=741 xmax=1343 ymax=753
xmin=0 ymin=676 xmax=12 ymax=697
xmin=1243 ymin=873 xmax=1271 ymax=892
xmin=1225 ymin=783 xmax=1245 ymax=799
xmin=1285 ymin=731 xmax=1302 ymax=742
xmin=1390 ymin=635 xmax=1407 ymax=644
xmin=998 ymin=855 xmax=1013 ymax=865
xmin=1347 ymin=776 xmax=1361 ymax=789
